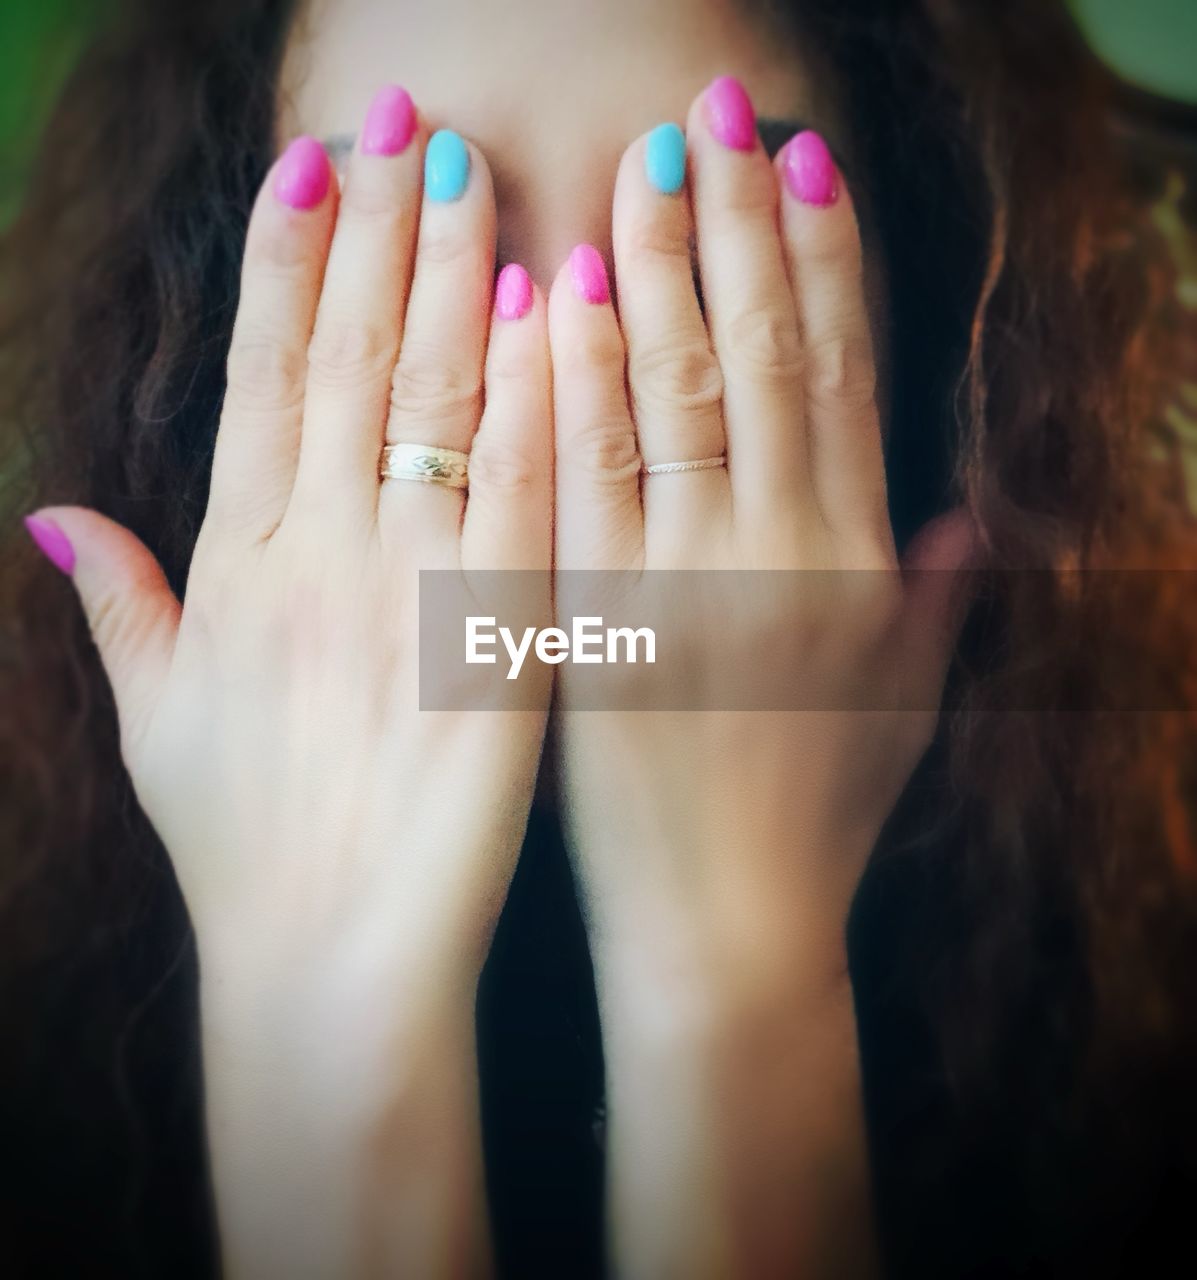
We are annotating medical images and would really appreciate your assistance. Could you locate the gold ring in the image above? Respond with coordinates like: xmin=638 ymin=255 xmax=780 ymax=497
xmin=643 ymin=455 xmax=726 ymax=476
xmin=380 ymin=443 xmax=469 ymax=489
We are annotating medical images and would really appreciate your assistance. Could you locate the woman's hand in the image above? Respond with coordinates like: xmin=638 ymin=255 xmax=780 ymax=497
xmin=547 ymin=78 xmax=975 ymax=1278
xmin=25 ymin=88 xmax=550 ymax=1279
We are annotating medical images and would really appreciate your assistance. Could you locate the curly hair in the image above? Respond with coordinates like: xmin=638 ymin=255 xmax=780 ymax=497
xmin=1 ymin=0 xmax=1194 ymax=1273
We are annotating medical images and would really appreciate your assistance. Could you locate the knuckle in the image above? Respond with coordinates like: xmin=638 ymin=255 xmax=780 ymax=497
xmin=224 ymin=333 xmax=306 ymax=414
xmin=415 ymin=223 xmax=474 ymax=269
xmin=630 ymin=338 xmax=724 ymax=417
xmin=554 ymin=327 xmax=625 ymax=377
xmin=306 ymin=315 xmax=396 ymax=387
xmin=725 ymin=306 xmax=803 ymax=382
xmin=252 ymin=224 xmax=313 ymax=274
xmin=86 ymin=590 xmax=125 ymax=660
xmin=390 ymin=344 xmax=483 ymax=423
xmin=487 ymin=341 xmax=539 ymax=386
xmin=803 ymin=217 xmax=865 ymax=273
xmin=564 ymin=417 xmax=642 ymax=481
xmin=623 ymin=216 xmax=692 ymax=263
xmin=466 ymin=436 xmax=539 ymax=492
xmin=806 ymin=332 xmax=877 ymax=412
xmin=337 ymin=179 xmax=409 ymax=228
xmin=88 ymin=574 xmax=163 ymax=676
xmin=711 ymin=168 xmax=778 ymax=223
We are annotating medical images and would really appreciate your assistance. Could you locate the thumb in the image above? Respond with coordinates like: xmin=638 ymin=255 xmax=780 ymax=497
xmin=25 ymin=506 xmax=180 ymax=747
xmin=898 ymin=505 xmax=983 ymax=692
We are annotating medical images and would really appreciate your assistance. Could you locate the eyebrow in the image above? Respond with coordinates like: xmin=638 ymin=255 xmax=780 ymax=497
xmin=321 ymin=117 xmax=809 ymax=166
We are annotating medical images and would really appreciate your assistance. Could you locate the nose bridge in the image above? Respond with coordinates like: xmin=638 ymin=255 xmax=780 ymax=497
xmin=492 ymin=120 xmax=624 ymax=292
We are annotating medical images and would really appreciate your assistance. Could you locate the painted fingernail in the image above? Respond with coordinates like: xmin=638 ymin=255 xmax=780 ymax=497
xmin=704 ymin=76 xmax=756 ymax=151
xmin=273 ymin=135 xmax=331 ymax=209
xmin=23 ymin=514 xmax=75 ymax=575
xmin=495 ymin=263 xmax=534 ymax=321
xmin=569 ymin=244 xmax=610 ymax=305
xmin=645 ymin=122 xmax=686 ymax=194
xmin=361 ymin=84 xmax=417 ymax=157
xmin=425 ymin=129 xmax=470 ymax=202
xmin=783 ymin=130 xmax=838 ymax=207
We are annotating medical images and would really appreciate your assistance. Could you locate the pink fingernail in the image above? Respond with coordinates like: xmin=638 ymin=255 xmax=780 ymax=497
xmin=495 ymin=263 xmax=534 ymax=321
xmin=704 ymin=76 xmax=756 ymax=151
xmin=273 ymin=136 xmax=330 ymax=209
xmin=569 ymin=244 xmax=609 ymax=305
xmin=23 ymin=514 xmax=75 ymax=575
xmin=361 ymin=85 xmax=417 ymax=157
xmin=783 ymin=131 xmax=838 ymax=207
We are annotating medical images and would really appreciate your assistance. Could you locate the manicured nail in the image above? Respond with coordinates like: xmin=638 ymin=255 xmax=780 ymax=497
xmin=273 ymin=135 xmax=331 ymax=209
xmin=645 ymin=122 xmax=686 ymax=194
xmin=361 ymin=84 xmax=417 ymax=157
xmin=23 ymin=514 xmax=75 ymax=575
xmin=783 ymin=130 xmax=838 ymax=207
xmin=425 ymin=129 xmax=470 ymax=202
xmin=569 ymin=244 xmax=609 ymax=305
xmin=704 ymin=76 xmax=756 ymax=151
xmin=495 ymin=263 xmax=534 ymax=321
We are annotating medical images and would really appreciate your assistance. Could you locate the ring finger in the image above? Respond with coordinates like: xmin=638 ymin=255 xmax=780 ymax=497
xmin=612 ymin=123 xmax=729 ymax=547
xmin=379 ymin=129 xmax=497 ymax=547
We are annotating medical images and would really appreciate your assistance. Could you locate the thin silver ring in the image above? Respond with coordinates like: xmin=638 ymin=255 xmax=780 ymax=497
xmin=643 ymin=455 xmax=727 ymax=476
xmin=380 ymin=443 xmax=469 ymax=490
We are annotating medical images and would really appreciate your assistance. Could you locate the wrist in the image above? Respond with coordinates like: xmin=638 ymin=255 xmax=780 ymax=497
xmin=199 ymin=954 xmax=490 ymax=1279
xmin=588 ymin=874 xmax=853 ymax=1029
xmin=593 ymin=922 xmax=874 ymax=1280
xmin=198 ymin=926 xmax=480 ymax=1104
xmin=593 ymin=929 xmax=856 ymax=1093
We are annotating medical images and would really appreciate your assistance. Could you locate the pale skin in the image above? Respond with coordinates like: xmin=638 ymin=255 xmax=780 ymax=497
xmin=27 ymin=0 xmax=975 ymax=1276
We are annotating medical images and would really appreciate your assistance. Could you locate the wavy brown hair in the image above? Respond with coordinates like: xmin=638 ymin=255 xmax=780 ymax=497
xmin=1 ymin=0 xmax=1195 ymax=1274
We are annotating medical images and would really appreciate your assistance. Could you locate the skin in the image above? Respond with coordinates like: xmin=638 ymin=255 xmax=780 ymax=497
xmin=278 ymin=0 xmax=833 ymax=285
xmin=27 ymin=0 xmax=975 ymax=1275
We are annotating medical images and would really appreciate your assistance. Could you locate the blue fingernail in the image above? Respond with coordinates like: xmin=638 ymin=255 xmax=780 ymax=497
xmin=645 ymin=123 xmax=686 ymax=195
xmin=425 ymin=129 xmax=470 ymax=202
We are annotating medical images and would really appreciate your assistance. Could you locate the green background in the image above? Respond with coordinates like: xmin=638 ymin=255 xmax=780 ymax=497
xmin=0 ymin=0 xmax=92 ymax=223
xmin=1072 ymin=0 xmax=1197 ymax=104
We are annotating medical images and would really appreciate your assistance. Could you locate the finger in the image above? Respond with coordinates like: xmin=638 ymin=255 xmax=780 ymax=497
xmin=24 ymin=508 xmax=179 ymax=758
xmin=687 ymin=77 xmax=811 ymax=524
xmin=548 ymin=244 xmax=643 ymax=572
xmin=776 ymin=131 xmax=889 ymax=554
xmin=289 ymin=86 xmax=425 ymax=526
xmin=460 ymin=265 xmax=552 ymax=572
xmin=207 ymin=136 xmax=336 ymax=547
xmin=612 ymin=123 xmax=729 ymax=547
xmin=379 ymin=130 xmax=495 ymax=545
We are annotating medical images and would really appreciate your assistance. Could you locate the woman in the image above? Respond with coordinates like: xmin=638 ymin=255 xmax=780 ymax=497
xmin=2 ymin=0 xmax=1194 ymax=1275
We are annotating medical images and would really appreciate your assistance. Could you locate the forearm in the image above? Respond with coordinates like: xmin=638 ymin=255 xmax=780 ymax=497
xmin=199 ymin=948 xmax=492 ymax=1280
xmin=591 ymin=908 xmax=878 ymax=1280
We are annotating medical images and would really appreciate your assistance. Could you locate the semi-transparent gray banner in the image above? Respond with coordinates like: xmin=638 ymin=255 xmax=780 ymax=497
xmin=418 ymin=569 xmax=1196 ymax=711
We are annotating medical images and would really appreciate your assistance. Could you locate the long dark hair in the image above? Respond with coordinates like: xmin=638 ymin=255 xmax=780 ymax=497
xmin=2 ymin=0 xmax=1194 ymax=1274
